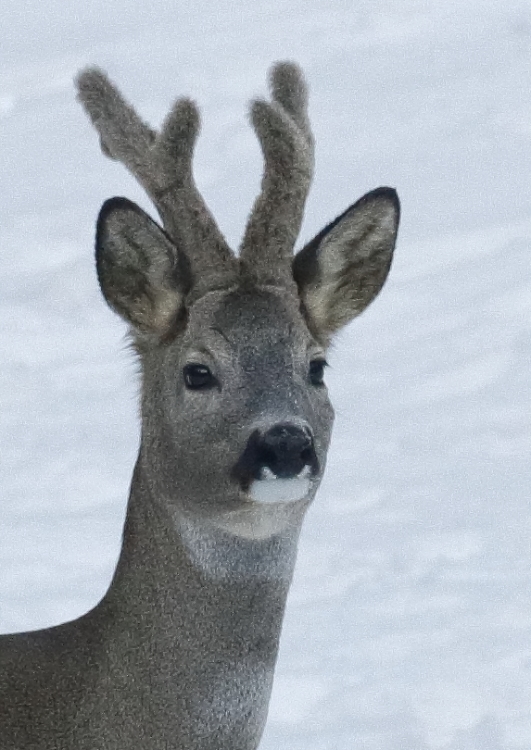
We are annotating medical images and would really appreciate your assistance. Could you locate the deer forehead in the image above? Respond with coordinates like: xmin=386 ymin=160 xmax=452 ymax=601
xmin=182 ymin=286 xmax=319 ymax=364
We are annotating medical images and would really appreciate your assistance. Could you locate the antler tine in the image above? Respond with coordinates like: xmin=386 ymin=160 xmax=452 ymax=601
xmin=76 ymin=68 xmax=164 ymax=190
xmin=76 ymin=68 xmax=235 ymax=291
xmin=156 ymin=97 xmax=235 ymax=274
xmin=239 ymin=62 xmax=314 ymax=287
xmin=270 ymin=61 xmax=312 ymax=138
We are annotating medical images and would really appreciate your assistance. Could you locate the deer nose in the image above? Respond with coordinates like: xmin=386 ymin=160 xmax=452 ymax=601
xmin=256 ymin=423 xmax=316 ymax=479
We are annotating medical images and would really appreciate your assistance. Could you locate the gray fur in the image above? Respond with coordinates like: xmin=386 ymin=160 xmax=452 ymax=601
xmin=0 ymin=63 xmax=400 ymax=749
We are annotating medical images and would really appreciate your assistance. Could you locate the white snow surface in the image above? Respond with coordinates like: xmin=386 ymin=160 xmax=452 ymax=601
xmin=1 ymin=2 xmax=531 ymax=748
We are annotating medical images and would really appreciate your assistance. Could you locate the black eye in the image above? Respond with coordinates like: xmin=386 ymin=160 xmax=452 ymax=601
xmin=183 ymin=363 xmax=216 ymax=390
xmin=309 ymin=359 xmax=327 ymax=386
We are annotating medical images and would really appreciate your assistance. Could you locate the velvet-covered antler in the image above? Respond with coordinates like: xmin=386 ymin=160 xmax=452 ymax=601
xmin=76 ymin=68 xmax=236 ymax=294
xmin=239 ymin=62 xmax=314 ymax=287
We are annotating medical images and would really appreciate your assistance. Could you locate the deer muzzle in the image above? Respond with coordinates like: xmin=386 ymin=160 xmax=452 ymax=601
xmin=232 ymin=423 xmax=319 ymax=504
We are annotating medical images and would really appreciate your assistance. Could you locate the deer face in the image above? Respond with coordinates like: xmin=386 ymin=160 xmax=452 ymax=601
xmin=79 ymin=62 xmax=400 ymax=538
xmin=147 ymin=285 xmax=334 ymax=534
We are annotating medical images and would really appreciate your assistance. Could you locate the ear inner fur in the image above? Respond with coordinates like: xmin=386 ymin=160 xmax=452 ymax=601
xmin=95 ymin=197 xmax=191 ymax=337
xmin=293 ymin=187 xmax=400 ymax=340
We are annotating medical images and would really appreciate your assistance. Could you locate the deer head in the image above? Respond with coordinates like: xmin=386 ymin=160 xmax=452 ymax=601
xmin=76 ymin=63 xmax=399 ymax=545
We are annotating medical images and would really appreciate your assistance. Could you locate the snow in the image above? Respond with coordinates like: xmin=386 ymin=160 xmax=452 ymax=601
xmin=1 ymin=1 xmax=531 ymax=747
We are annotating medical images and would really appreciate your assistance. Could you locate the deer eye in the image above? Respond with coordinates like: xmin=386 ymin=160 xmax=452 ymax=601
xmin=309 ymin=359 xmax=327 ymax=386
xmin=183 ymin=364 xmax=216 ymax=390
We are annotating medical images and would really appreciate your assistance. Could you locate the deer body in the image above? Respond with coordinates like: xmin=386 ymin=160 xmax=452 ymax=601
xmin=0 ymin=63 xmax=399 ymax=749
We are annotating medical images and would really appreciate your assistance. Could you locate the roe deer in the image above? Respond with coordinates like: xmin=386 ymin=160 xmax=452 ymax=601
xmin=0 ymin=62 xmax=399 ymax=749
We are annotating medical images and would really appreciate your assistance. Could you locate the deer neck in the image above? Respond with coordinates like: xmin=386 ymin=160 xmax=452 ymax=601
xmin=92 ymin=458 xmax=302 ymax=749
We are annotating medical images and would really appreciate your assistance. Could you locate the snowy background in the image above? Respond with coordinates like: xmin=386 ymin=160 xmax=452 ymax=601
xmin=1 ymin=1 xmax=531 ymax=747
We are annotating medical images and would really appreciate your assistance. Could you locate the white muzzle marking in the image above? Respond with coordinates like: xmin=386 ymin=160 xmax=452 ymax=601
xmin=250 ymin=466 xmax=311 ymax=504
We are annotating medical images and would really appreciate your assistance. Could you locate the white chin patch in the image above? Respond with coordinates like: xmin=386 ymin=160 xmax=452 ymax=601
xmin=249 ymin=466 xmax=312 ymax=504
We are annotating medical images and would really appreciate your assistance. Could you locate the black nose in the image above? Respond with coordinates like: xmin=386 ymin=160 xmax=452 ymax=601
xmin=259 ymin=424 xmax=314 ymax=478
xmin=233 ymin=423 xmax=318 ymax=485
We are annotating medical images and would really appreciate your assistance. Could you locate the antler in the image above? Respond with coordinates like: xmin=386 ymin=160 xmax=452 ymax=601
xmin=75 ymin=68 xmax=236 ymax=293
xmin=239 ymin=62 xmax=314 ymax=287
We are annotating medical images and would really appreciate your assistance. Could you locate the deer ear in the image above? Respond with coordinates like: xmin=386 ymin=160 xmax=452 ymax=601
xmin=293 ymin=187 xmax=399 ymax=342
xmin=96 ymin=198 xmax=191 ymax=336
